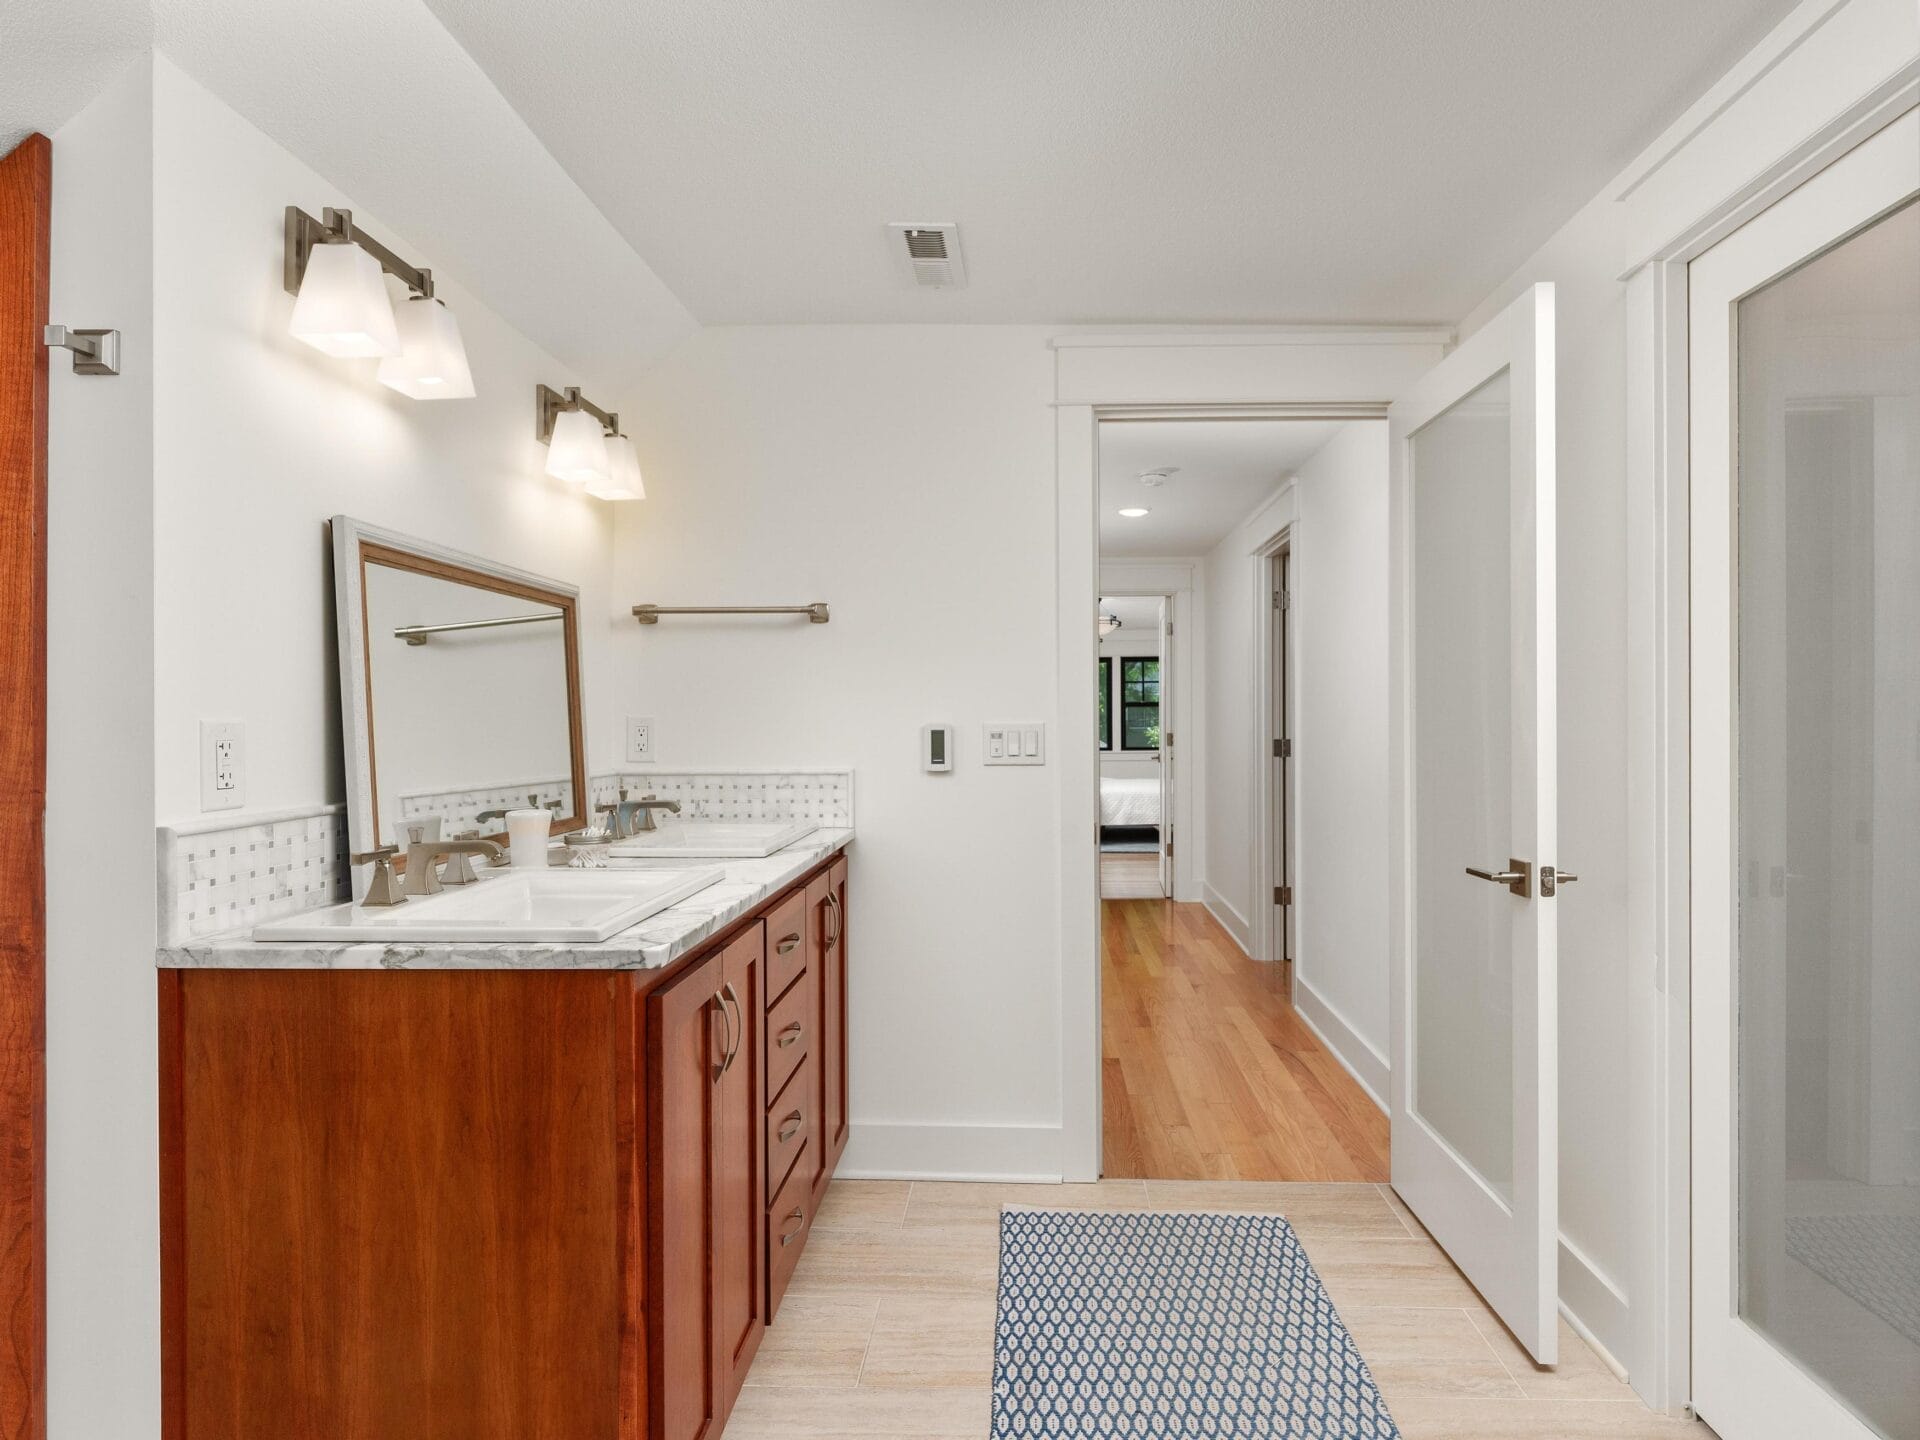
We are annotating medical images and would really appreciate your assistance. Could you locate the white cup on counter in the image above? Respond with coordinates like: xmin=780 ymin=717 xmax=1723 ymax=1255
xmin=505 ymin=808 xmax=553 ymax=868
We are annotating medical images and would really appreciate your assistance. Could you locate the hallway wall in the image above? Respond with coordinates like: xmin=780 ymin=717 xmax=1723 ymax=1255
xmin=1197 ymin=421 xmax=1390 ymax=1099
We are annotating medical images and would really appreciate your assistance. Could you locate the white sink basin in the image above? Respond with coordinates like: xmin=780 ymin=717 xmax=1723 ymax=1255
xmin=609 ymin=821 xmax=817 ymax=860
xmin=252 ymin=865 xmax=726 ymax=943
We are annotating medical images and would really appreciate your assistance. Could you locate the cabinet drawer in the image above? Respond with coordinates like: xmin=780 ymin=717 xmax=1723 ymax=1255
xmin=766 ymin=1147 xmax=813 ymax=1315
xmin=765 ymin=962 xmax=815 ymax=1101
xmin=764 ymin=890 xmax=809 ymax=1004
xmin=765 ymin=1059 xmax=814 ymax=1201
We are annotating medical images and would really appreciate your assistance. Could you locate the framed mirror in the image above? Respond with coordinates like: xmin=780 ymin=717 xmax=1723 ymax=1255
xmin=330 ymin=516 xmax=588 ymax=869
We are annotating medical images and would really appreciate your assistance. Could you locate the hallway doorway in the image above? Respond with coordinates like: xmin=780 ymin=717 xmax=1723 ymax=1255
xmin=1093 ymin=415 xmax=1390 ymax=1183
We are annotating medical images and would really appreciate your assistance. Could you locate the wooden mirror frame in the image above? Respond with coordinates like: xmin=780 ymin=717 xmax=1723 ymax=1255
xmin=330 ymin=516 xmax=588 ymax=887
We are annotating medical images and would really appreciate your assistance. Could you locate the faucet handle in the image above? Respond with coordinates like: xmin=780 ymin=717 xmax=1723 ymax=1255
xmin=351 ymin=847 xmax=405 ymax=907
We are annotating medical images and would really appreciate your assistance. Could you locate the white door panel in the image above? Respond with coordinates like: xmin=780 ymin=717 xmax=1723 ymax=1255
xmin=1689 ymin=107 xmax=1919 ymax=1440
xmin=1388 ymin=282 xmax=1559 ymax=1364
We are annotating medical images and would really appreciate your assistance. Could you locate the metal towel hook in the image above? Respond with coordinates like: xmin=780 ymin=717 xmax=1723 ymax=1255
xmin=43 ymin=324 xmax=119 ymax=376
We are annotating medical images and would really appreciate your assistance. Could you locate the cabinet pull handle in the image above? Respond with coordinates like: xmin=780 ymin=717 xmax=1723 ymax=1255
xmin=711 ymin=991 xmax=733 ymax=1081
xmin=776 ymin=933 xmax=801 ymax=955
xmin=779 ymin=1207 xmax=805 ymax=1246
xmin=776 ymin=1022 xmax=803 ymax=1049
xmin=719 ymin=983 xmax=743 ymax=1074
xmin=823 ymin=892 xmax=841 ymax=948
xmin=778 ymin=1110 xmax=803 ymax=1142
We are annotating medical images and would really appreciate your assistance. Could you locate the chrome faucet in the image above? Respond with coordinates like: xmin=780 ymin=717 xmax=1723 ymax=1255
xmin=404 ymin=837 xmax=506 ymax=896
xmin=352 ymin=846 xmax=407 ymax=907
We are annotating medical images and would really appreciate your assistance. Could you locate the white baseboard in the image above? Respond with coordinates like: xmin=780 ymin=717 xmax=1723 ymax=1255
xmin=838 ymin=1120 xmax=1065 ymax=1182
xmin=1291 ymin=977 xmax=1389 ymax=1113
xmin=1559 ymin=1233 xmax=1631 ymax=1376
xmin=1201 ymin=884 xmax=1252 ymax=956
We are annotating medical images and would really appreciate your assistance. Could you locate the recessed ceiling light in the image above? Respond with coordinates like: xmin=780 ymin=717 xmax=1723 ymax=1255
xmin=1117 ymin=507 xmax=1151 ymax=518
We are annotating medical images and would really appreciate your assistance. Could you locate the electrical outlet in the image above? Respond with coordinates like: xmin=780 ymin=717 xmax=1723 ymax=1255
xmin=625 ymin=715 xmax=655 ymax=765
xmin=200 ymin=720 xmax=245 ymax=811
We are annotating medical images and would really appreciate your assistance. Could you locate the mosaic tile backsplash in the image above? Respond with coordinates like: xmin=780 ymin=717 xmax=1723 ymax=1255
xmin=587 ymin=770 xmax=853 ymax=826
xmin=158 ymin=771 xmax=852 ymax=945
xmin=158 ymin=806 xmax=351 ymax=947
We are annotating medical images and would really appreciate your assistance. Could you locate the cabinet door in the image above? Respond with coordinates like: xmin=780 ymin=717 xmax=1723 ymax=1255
xmin=714 ymin=926 xmax=767 ymax=1411
xmin=817 ymin=860 xmax=850 ymax=1195
xmin=801 ymin=875 xmax=832 ymax=1201
xmin=649 ymin=950 xmax=726 ymax=1440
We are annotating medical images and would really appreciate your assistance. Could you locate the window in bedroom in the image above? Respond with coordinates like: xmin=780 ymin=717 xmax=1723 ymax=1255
xmin=1098 ymin=656 xmax=1113 ymax=750
xmin=1120 ymin=657 xmax=1160 ymax=750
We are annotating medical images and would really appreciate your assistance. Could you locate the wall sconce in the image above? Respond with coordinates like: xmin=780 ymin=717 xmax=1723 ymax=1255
xmin=536 ymin=384 xmax=645 ymax=501
xmin=283 ymin=206 xmax=474 ymax=399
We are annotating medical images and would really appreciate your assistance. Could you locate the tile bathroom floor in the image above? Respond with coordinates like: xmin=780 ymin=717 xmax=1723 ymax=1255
xmin=730 ymin=1179 xmax=1717 ymax=1440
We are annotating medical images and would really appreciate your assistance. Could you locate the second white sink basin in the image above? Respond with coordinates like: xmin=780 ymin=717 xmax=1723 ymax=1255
xmin=610 ymin=821 xmax=817 ymax=859
xmin=252 ymin=865 xmax=726 ymax=944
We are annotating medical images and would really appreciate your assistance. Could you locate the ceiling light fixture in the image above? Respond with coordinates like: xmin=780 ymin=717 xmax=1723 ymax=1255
xmin=284 ymin=206 xmax=472 ymax=398
xmin=1098 ymin=611 xmax=1122 ymax=639
xmin=1117 ymin=507 xmax=1151 ymax=518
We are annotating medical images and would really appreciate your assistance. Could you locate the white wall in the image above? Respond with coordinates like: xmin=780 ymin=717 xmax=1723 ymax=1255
xmin=44 ymin=56 xmax=632 ymax=1435
xmin=1195 ymin=420 xmax=1391 ymax=1102
xmin=148 ymin=57 xmax=617 ymax=827
xmin=1291 ymin=423 xmax=1391 ymax=1097
xmin=46 ymin=58 xmax=157 ymax=1440
xmin=1199 ymin=485 xmax=1289 ymax=952
xmin=611 ymin=325 xmax=1066 ymax=1177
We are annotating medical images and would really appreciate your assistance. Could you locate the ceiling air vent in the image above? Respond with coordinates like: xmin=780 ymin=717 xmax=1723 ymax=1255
xmin=889 ymin=222 xmax=967 ymax=289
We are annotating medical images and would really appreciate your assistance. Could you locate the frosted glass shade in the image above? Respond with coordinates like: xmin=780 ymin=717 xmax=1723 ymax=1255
xmin=377 ymin=297 xmax=475 ymax=399
xmin=544 ymin=406 xmax=610 ymax=484
xmin=588 ymin=436 xmax=646 ymax=501
xmin=288 ymin=242 xmax=400 ymax=358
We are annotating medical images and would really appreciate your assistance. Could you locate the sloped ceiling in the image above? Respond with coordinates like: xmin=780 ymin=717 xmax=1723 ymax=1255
xmin=0 ymin=0 xmax=151 ymax=154
xmin=424 ymin=0 xmax=1800 ymax=325
xmin=150 ymin=0 xmax=696 ymax=389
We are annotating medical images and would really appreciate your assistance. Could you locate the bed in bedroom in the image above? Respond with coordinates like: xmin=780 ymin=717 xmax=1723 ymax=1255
xmin=1100 ymin=776 xmax=1161 ymax=829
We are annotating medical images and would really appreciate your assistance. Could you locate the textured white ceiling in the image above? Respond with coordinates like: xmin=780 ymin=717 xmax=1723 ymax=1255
xmin=0 ymin=0 xmax=150 ymax=155
xmin=1099 ymin=419 xmax=1342 ymax=557
xmin=424 ymin=0 xmax=1797 ymax=326
xmin=149 ymin=0 xmax=696 ymax=390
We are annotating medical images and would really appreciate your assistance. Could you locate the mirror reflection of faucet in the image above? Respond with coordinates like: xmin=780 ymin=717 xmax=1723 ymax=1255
xmin=595 ymin=793 xmax=682 ymax=839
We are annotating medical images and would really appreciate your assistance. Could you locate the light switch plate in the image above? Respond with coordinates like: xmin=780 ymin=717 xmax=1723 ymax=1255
xmin=200 ymin=720 xmax=245 ymax=810
xmin=625 ymin=716 xmax=655 ymax=764
xmin=983 ymin=722 xmax=1045 ymax=766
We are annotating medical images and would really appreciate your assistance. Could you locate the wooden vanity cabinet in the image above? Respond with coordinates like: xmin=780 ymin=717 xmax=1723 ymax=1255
xmin=648 ymin=922 xmax=765 ymax=1440
xmin=159 ymin=853 xmax=848 ymax=1440
xmin=817 ymin=856 xmax=850 ymax=1187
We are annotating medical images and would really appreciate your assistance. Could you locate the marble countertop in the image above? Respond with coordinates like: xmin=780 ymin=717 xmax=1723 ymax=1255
xmin=156 ymin=830 xmax=852 ymax=972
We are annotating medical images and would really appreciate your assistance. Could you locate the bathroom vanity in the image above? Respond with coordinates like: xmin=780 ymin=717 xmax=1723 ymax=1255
xmin=158 ymin=845 xmax=849 ymax=1440
xmin=154 ymin=519 xmax=853 ymax=1439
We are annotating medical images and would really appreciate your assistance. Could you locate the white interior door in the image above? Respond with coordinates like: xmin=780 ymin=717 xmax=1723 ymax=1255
xmin=1156 ymin=596 xmax=1173 ymax=899
xmin=1388 ymin=282 xmax=1560 ymax=1364
xmin=1689 ymin=107 xmax=1919 ymax=1440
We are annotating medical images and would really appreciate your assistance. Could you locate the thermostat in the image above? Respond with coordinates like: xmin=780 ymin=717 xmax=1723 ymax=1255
xmin=922 ymin=724 xmax=955 ymax=772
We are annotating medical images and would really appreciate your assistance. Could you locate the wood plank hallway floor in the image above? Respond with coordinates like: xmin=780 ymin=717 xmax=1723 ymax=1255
xmin=1102 ymin=894 xmax=1390 ymax=1181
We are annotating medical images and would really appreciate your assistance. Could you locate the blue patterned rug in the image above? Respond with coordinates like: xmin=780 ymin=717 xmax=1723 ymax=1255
xmin=993 ymin=1208 xmax=1400 ymax=1438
